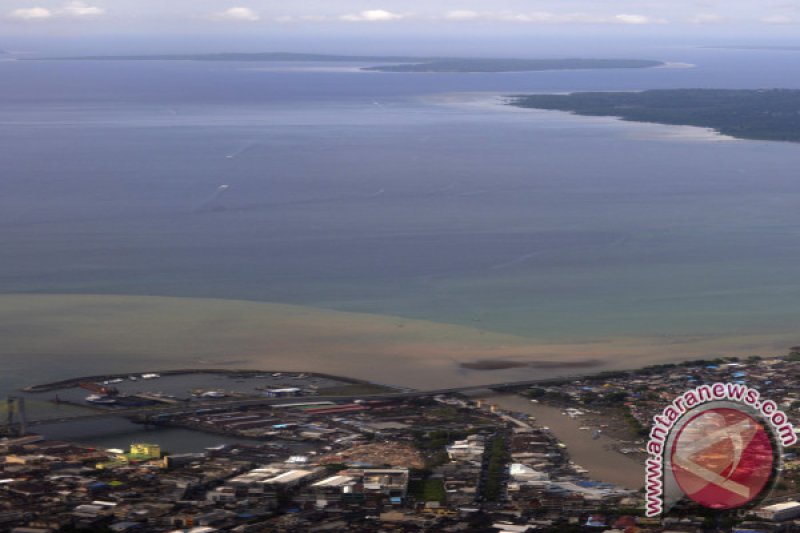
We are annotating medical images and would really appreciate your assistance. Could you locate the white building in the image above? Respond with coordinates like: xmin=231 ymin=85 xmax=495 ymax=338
xmin=206 ymin=486 xmax=237 ymax=503
xmin=446 ymin=435 xmax=486 ymax=462
xmin=262 ymin=469 xmax=316 ymax=488
xmin=755 ymin=501 xmax=800 ymax=522
xmin=509 ymin=463 xmax=549 ymax=483
xmin=226 ymin=467 xmax=285 ymax=488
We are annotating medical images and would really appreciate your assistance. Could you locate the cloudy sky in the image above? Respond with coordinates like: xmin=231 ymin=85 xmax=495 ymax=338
xmin=2 ymin=1 xmax=798 ymax=53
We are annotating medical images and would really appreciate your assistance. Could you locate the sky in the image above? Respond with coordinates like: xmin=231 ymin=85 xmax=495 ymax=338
xmin=2 ymin=1 xmax=799 ymax=54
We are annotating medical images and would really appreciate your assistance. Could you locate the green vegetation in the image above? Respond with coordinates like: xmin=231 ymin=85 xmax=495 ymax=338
xmin=624 ymin=412 xmax=648 ymax=438
xmin=510 ymin=89 xmax=800 ymax=142
xmin=413 ymin=429 xmax=471 ymax=451
xmin=482 ymin=433 xmax=509 ymax=501
xmin=408 ymin=477 xmax=446 ymax=502
xmin=428 ymin=405 xmax=463 ymax=419
xmin=602 ymin=391 xmax=629 ymax=404
xmin=525 ymin=387 xmax=571 ymax=402
xmin=526 ymin=387 xmax=547 ymax=399
xmin=413 ymin=428 xmax=472 ymax=467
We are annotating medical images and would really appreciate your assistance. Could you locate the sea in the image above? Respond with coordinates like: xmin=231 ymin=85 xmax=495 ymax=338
xmin=2 ymin=46 xmax=800 ymax=449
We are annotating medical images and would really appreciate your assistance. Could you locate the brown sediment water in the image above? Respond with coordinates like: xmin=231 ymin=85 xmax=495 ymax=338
xmin=484 ymin=393 xmax=645 ymax=489
xmin=460 ymin=359 xmax=602 ymax=370
xmin=0 ymin=294 xmax=795 ymax=393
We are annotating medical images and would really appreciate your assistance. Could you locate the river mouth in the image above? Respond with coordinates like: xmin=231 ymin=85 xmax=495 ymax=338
xmin=485 ymin=393 xmax=645 ymax=490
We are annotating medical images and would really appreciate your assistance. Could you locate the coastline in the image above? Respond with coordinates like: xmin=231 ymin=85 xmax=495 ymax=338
xmin=507 ymin=89 xmax=800 ymax=144
xmin=426 ymin=91 xmax=741 ymax=143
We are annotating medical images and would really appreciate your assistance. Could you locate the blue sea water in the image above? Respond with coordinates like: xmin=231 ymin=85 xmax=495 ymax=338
xmin=2 ymin=46 xmax=800 ymax=394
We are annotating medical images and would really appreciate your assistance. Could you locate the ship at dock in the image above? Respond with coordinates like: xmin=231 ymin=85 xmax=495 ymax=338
xmin=84 ymin=394 xmax=118 ymax=405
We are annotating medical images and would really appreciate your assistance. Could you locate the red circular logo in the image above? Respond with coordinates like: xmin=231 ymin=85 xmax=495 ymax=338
xmin=670 ymin=407 xmax=774 ymax=509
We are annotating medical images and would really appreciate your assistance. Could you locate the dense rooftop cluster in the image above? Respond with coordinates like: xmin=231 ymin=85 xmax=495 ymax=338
xmin=4 ymin=356 xmax=800 ymax=531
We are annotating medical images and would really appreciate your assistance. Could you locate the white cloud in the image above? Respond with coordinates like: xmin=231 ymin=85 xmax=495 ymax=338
xmin=340 ymin=9 xmax=405 ymax=22
xmin=8 ymin=2 xmax=105 ymax=20
xmin=502 ymin=11 xmax=562 ymax=22
xmin=274 ymin=14 xmax=330 ymax=23
xmin=517 ymin=12 xmax=610 ymax=23
xmin=436 ymin=10 xmax=668 ymax=25
xmin=614 ymin=13 xmax=666 ymax=25
xmin=688 ymin=13 xmax=724 ymax=24
xmin=444 ymin=10 xmax=480 ymax=21
xmin=8 ymin=6 xmax=52 ymax=19
xmin=762 ymin=14 xmax=793 ymax=24
xmin=62 ymin=1 xmax=104 ymax=17
xmin=212 ymin=7 xmax=260 ymax=22
xmin=440 ymin=11 xmax=595 ymax=23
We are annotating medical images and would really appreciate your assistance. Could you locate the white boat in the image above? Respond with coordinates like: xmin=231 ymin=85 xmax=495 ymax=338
xmin=85 ymin=395 xmax=117 ymax=405
xmin=141 ymin=373 xmax=161 ymax=380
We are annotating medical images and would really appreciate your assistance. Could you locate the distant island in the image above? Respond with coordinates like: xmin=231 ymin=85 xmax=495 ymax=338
xmin=27 ymin=52 xmax=663 ymax=73
xmin=509 ymin=89 xmax=800 ymax=142
xmin=361 ymin=58 xmax=662 ymax=73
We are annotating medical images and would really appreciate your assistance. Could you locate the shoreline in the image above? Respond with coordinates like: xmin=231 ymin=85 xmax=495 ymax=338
xmin=426 ymin=91 xmax=741 ymax=144
xmin=507 ymin=89 xmax=800 ymax=144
